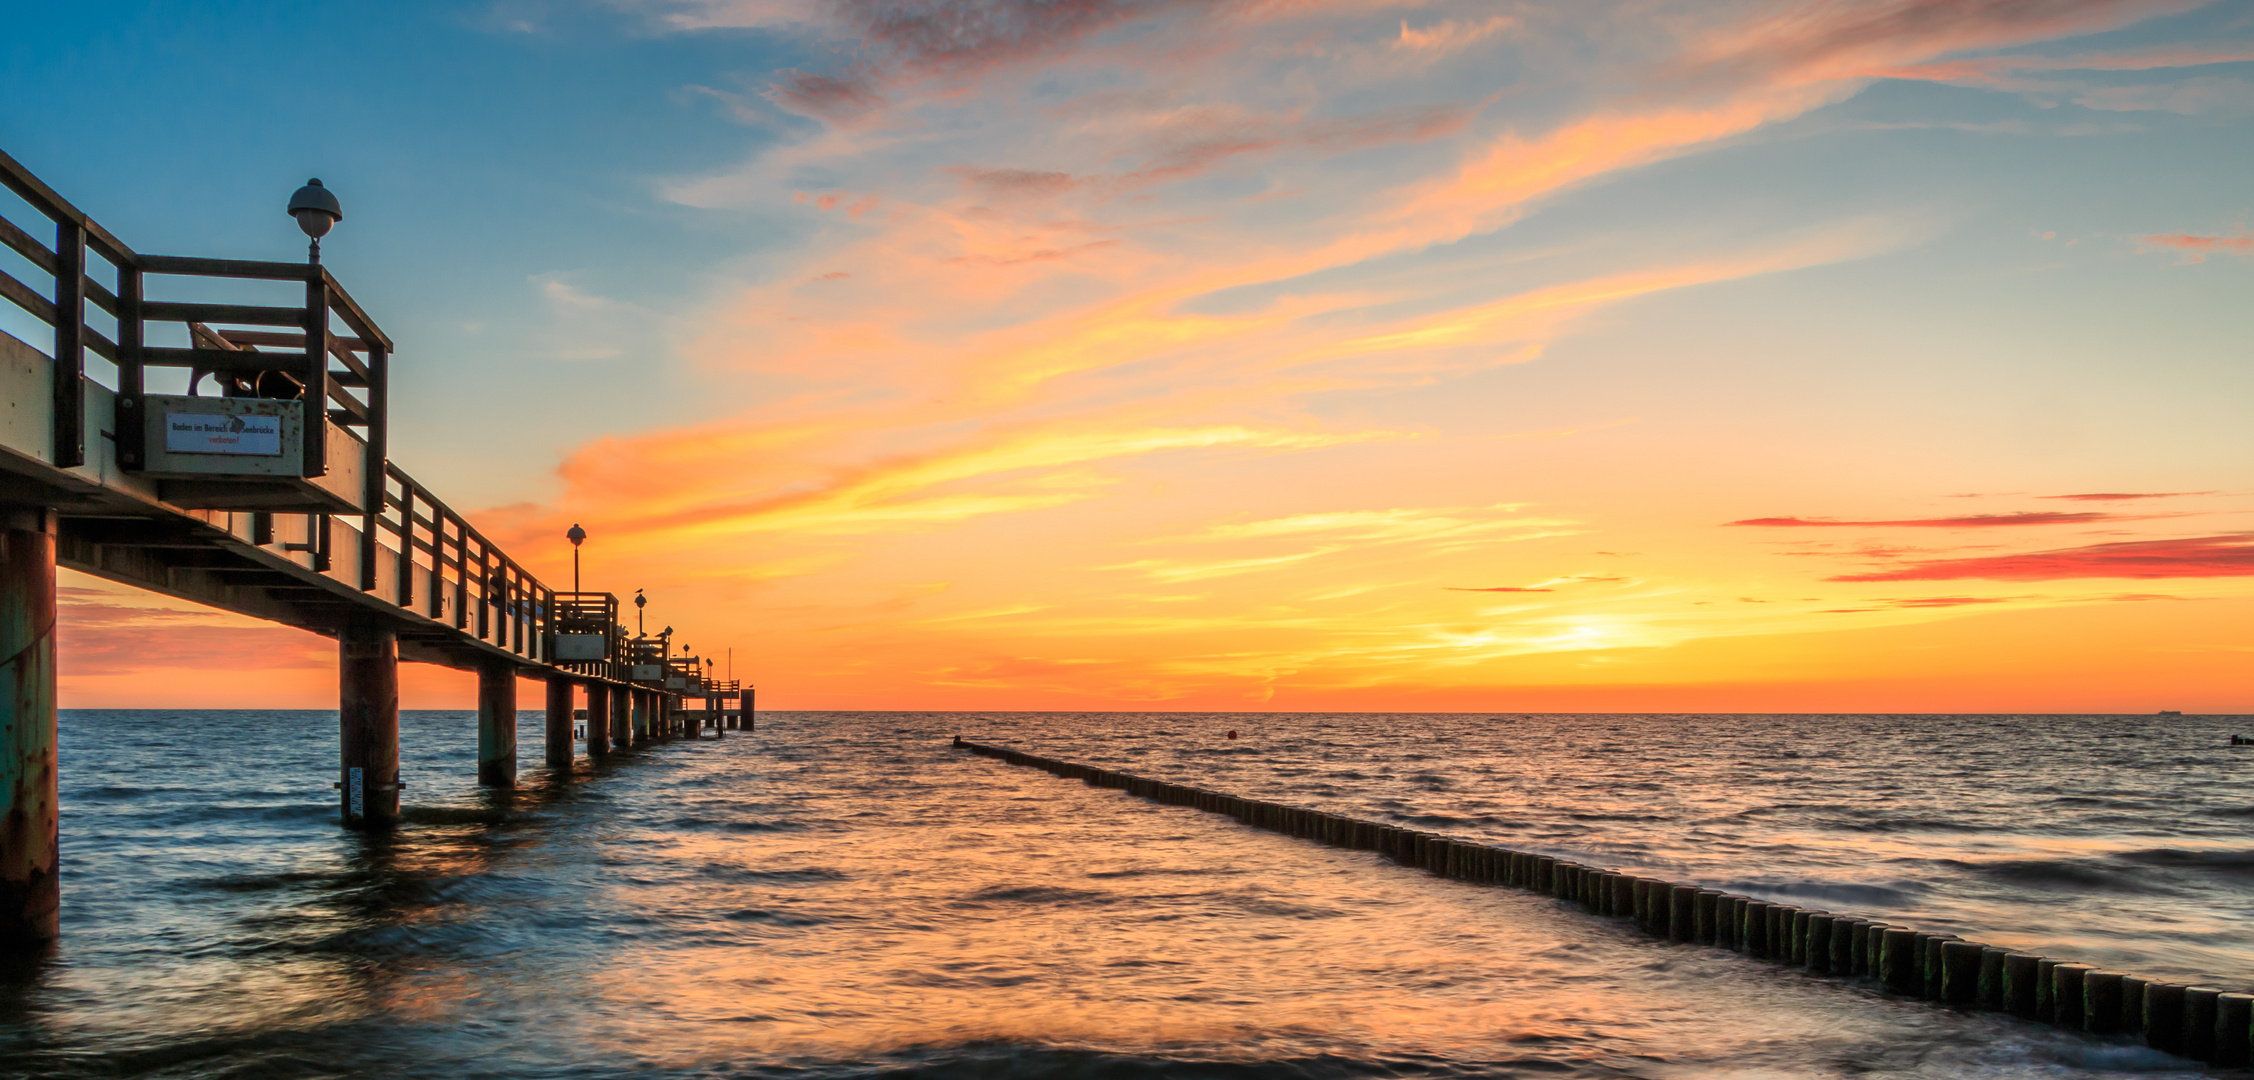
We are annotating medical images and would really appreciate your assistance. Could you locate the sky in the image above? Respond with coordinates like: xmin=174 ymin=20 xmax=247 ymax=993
xmin=5 ymin=0 xmax=2252 ymax=712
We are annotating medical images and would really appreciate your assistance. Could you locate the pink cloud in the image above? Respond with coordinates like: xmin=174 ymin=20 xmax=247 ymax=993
xmin=2140 ymin=231 xmax=2254 ymax=261
xmin=1829 ymin=535 xmax=2254 ymax=582
xmin=1728 ymin=511 xmax=2131 ymax=527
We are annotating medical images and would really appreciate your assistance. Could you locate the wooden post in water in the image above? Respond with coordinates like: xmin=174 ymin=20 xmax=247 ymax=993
xmin=0 ymin=508 xmax=59 ymax=945
xmin=2213 ymin=993 xmax=2253 ymax=1067
xmin=1940 ymin=941 xmax=1983 ymax=1005
xmin=2082 ymin=971 xmax=2124 ymax=1033
xmin=2182 ymin=986 xmax=2220 ymax=1060
xmin=2144 ymin=981 xmax=2187 ymax=1055
xmin=2051 ymin=964 xmax=2092 ymax=1029
xmin=585 ymin=681 xmax=611 ymax=756
xmin=476 ymin=658 xmax=517 ymax=787
xmin=544 ymin=676 xmax=573 ymax=769
xmin=1880 ymin=928 xmax=1920 ymax=993
xmin=338 ymin=615 xmax=401 ymax=830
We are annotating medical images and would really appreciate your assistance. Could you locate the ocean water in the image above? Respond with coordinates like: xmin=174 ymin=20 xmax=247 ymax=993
xmin=2 ymin=710 xmax=2249 ymax=1079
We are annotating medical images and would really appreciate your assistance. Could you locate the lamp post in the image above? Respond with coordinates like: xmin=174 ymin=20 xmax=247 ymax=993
xmin=287 ymin=179 xmax=342 ymax=264
xmin=566 ymin=523 xmax=586 ymax=593
xmin=633 ymin=589 xmax=645 ymax=635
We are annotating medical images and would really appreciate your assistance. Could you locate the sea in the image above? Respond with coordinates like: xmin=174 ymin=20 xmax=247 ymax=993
xmin=4 ymin=709 xmax=2252 ymax=1079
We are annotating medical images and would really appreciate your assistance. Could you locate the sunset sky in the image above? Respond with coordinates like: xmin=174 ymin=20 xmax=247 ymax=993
xmin=6 ymin=0 xmax=2251 ymax=712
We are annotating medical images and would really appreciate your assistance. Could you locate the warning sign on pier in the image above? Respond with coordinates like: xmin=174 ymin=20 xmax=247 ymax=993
xmin=165 ymin=412 xmax=283 ymax=455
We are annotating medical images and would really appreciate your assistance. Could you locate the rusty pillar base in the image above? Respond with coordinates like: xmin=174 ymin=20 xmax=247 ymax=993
xmin=0 ymin=509 xmax=59 ymax=947
xmin=476 ymin=660 xmax=516 ymax=788
xmin=544 ymin=676 xmax=573 ymax=770
xmin=339 ymin=617 xmax=401 ymax=830
xmin=585 ymin=682 xmax=611 ymax=756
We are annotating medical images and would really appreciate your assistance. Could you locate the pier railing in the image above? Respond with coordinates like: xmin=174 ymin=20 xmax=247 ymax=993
xmin=0 ymin=146 xmax=563 ymax=666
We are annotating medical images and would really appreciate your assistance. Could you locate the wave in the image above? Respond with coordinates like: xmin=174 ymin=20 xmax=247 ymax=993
xmin=1728 ymin=879 xmax=1927 ymax=907
xmin=670 ymin=816 xmax=807 ymax=833
xmin=749 ymin=1043 xmax=1491 ymax=1080
xmin=958 ymin=885 xmax=1114 ymax=907
xmin=1947 ymin=857 xmax=2165 ymax=894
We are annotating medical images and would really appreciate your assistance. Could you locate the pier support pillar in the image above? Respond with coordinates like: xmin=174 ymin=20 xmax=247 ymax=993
xmin=585 ymin=681 xmax=610 ymax=756
xmin=338 ymin=616 xmax=401 ymax=830
xmin=0 ymin=508 xmax=59 ymax=946
xmin=633 ymin=691 xmax=650 ymax=744
xmin=709 ymin=694 xmax=722 ymax=738
xmin=544 ymin=675 xmax=573 ymax=770
xmin=476 ymin=658 xmax=517 ymax=787
xmin=746 ymin=686 xmax=754 ymax=732
xmin=611 ymin=685 xmax=631 ymax=749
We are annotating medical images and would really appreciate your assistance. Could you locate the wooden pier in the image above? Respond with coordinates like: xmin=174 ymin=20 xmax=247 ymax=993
xmin=0 ymin=147 xmax=753 ymax=946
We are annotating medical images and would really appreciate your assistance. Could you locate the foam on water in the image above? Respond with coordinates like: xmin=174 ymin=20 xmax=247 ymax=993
xmin=0 ymin=710 xmax=2243 ymax=1079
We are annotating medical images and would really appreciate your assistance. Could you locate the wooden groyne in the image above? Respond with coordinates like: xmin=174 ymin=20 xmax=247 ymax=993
xmin=954 ymin=737 xmax=2253 ymax=1066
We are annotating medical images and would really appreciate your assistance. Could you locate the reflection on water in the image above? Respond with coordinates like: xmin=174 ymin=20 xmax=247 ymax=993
xmin=0 ymin=710 xmax=2241 ymax=1078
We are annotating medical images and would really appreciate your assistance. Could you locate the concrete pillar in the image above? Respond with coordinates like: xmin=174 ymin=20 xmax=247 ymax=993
xmin=544 ymin=676 xmax=573 ymax=769
xmin=611 ymin=686 xmax=630 ymax=749
xmin=476 ymin=658 xmax=516 ymax=787
xmin=0 ymin=508 xmax=59 ymax=945
xmin=585 ymin=681 xmax=611 ymax=756
xmin=338 ymin=616 xmax=401 ymax=830
xmin=707 ymin=693 xmax=721 ymax=738
xmin=745 ymin=685 xmax=754 ymax=731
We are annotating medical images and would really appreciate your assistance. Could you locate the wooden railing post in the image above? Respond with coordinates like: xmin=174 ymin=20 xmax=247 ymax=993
xmin=300 ymin=274 xmax=328 ymax=478
xmin=396 ymin=485 xmax=414 ymax=609
xmin=51 ymin=221 xmax=84 ymax=468
xmin=360 ymin=348 xmax=387 ymax=588
xmin=115 ymin=263 xmax=144 ymax=469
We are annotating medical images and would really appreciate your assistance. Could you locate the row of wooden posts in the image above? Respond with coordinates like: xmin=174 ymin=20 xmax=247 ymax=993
xmin=954 ymin=737 xmax=2253 ymax=1067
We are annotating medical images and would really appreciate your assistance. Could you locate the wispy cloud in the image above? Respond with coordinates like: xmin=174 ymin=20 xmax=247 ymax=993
xmin=1729 ymin=511 xmax=2142 ymax=527
xmin=2041 ymin=491 xmax=2211 ymax=501
xmin=2140 ymin=229 xmax=2254 ymax=261
xmin=1829 ymin=535 xmax=2254 ymax=582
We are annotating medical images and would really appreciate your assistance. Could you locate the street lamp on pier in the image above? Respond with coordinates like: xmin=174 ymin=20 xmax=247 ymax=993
xmin=566 ymin=523 xmax=586 ymax=593
xmin=287 ymin=179 xmax=342 ymax=264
